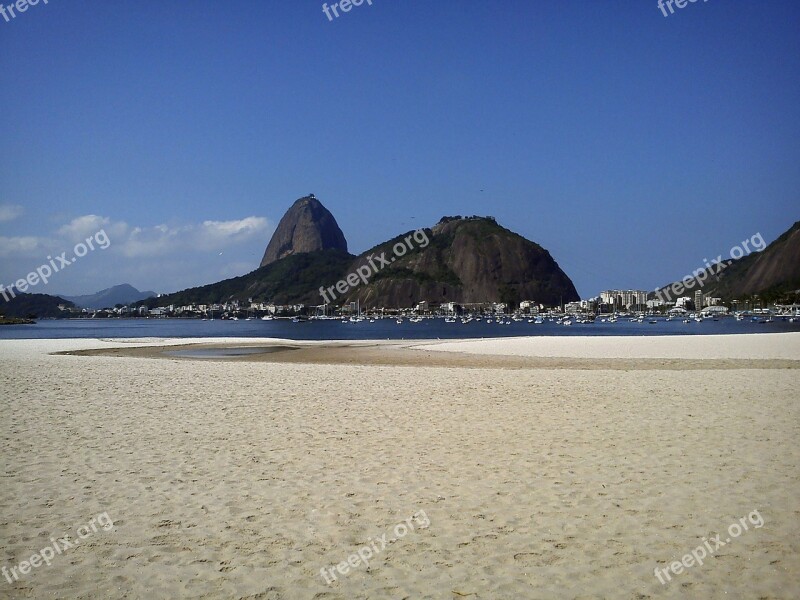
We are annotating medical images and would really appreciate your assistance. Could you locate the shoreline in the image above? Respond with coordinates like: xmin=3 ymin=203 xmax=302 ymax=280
xmin=32 ymin=331 xmax=800 ymax=370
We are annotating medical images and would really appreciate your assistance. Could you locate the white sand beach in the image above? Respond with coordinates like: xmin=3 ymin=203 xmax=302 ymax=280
xmin=1 ymin=333 xmax=798 ymax=599
xmin=414 ymin=332 xmax=800 ymax=360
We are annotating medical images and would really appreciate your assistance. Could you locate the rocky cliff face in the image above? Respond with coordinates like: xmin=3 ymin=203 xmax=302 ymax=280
xmin=707 ymin=221 xmax=800 ymax=298
xmin=260 ymin=196 xmax=348 ymax=267
xmin=656 ymin=221 xmax=800 ymax=301
xmin=339 ymin=216 xmax=579 ymax=308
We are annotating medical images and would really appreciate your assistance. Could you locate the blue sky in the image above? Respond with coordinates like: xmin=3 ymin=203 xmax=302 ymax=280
xmin=1 ymin=0 xmax=798 ymax=298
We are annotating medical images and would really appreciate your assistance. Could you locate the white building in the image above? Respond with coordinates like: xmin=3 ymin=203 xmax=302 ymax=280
xmin=600 ymin=290 xmax=648 ymax=310
xmin=694 ymin=290 xmax=706 ymax=309
xmin=441 ymin=302 xmax=458 ymax=315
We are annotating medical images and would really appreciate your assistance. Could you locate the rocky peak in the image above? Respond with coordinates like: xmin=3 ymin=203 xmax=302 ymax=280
xmin=260 ymin=195 xmax=348 ymax=267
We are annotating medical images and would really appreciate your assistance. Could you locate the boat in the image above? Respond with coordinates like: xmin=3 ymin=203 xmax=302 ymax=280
xmin=261 ymin=315 xmax=273 ymax=321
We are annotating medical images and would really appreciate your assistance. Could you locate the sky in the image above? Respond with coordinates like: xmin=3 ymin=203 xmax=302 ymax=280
xmin=1 ymin=0 xmax=798 ymax=299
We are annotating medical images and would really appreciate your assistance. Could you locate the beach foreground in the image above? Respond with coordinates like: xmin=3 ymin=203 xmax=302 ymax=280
xmin=1 ymin=334 xmax=798 ymax=599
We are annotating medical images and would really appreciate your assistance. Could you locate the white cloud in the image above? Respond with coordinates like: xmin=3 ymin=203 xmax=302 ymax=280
xmin=201 ymin=217 xmax=269 ymax=239
xmin=117 ymin=216 xmax=269 ymax=258
xmin=0 ymin=204 xmax=24 ymax=223
xmin=58 ymin=215 xmax=111 ymax=241
xmin=0 ymin=213 xmax=272 ymax=296
xmin=0 ymin=235 xmax=40 ymax=257
xmin=119 ymin=224 xmax=178 ymax=258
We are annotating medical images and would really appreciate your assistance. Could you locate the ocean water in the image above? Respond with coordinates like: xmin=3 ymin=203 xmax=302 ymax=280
xmin=0 ymin=316 xmax=798 ymax=340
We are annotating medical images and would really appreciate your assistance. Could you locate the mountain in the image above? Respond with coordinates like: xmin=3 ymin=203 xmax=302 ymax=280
xmin=0 ymin=292 xmax=74 ymax=318
xmin=260 ymin=195 xmax=348 ymax=267
xmin=336 ymin=216 xmax=579 ymax=308
xmin=714 ymin=221 xmax=800 ymax=299
xmin=655 ymin=221 xmax=800 ymax=302
xmin=64 ymin=284 xmax=156 ymax=309
xmin=141 ymin=250 xmax=354 ymax=308
xmin=143 ymin=202 xmax=579 ymax=310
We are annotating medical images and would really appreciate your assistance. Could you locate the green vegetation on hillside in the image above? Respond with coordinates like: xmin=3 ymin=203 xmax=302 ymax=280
xmin=140 ymin=250 xmax=354 ymax=307
xmin=0 ymin=293 xmax=73 ymax=319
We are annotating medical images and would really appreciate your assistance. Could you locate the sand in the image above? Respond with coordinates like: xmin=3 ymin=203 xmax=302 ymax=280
xmin=1 ymin=333 xmax=798 ymax=599
xmin=413 ymin=332 xmax=800 ymax=360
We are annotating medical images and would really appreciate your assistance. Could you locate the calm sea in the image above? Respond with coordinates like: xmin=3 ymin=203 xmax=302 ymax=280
xmin=0 ymin=317 xmax=798 ymax=340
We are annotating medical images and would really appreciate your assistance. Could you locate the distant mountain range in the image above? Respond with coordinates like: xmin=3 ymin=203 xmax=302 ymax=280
xmin=0 ymin=283 xmax=154 ymax=318
xmin=62 ymin=284 xmax=156 ymax=309
xmin=141 ymin=195 xmax=580 ymax=309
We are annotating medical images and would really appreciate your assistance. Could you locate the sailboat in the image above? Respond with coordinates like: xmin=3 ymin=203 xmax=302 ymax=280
xmin=349 ymin=299 xmax=364 ymax=322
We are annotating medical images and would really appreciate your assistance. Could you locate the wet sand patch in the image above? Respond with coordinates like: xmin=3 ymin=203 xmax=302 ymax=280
xmin=59 ymin=341 xmax=800 ymax=370
xmin=163 ymin=345 xmax=297 ymax=359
